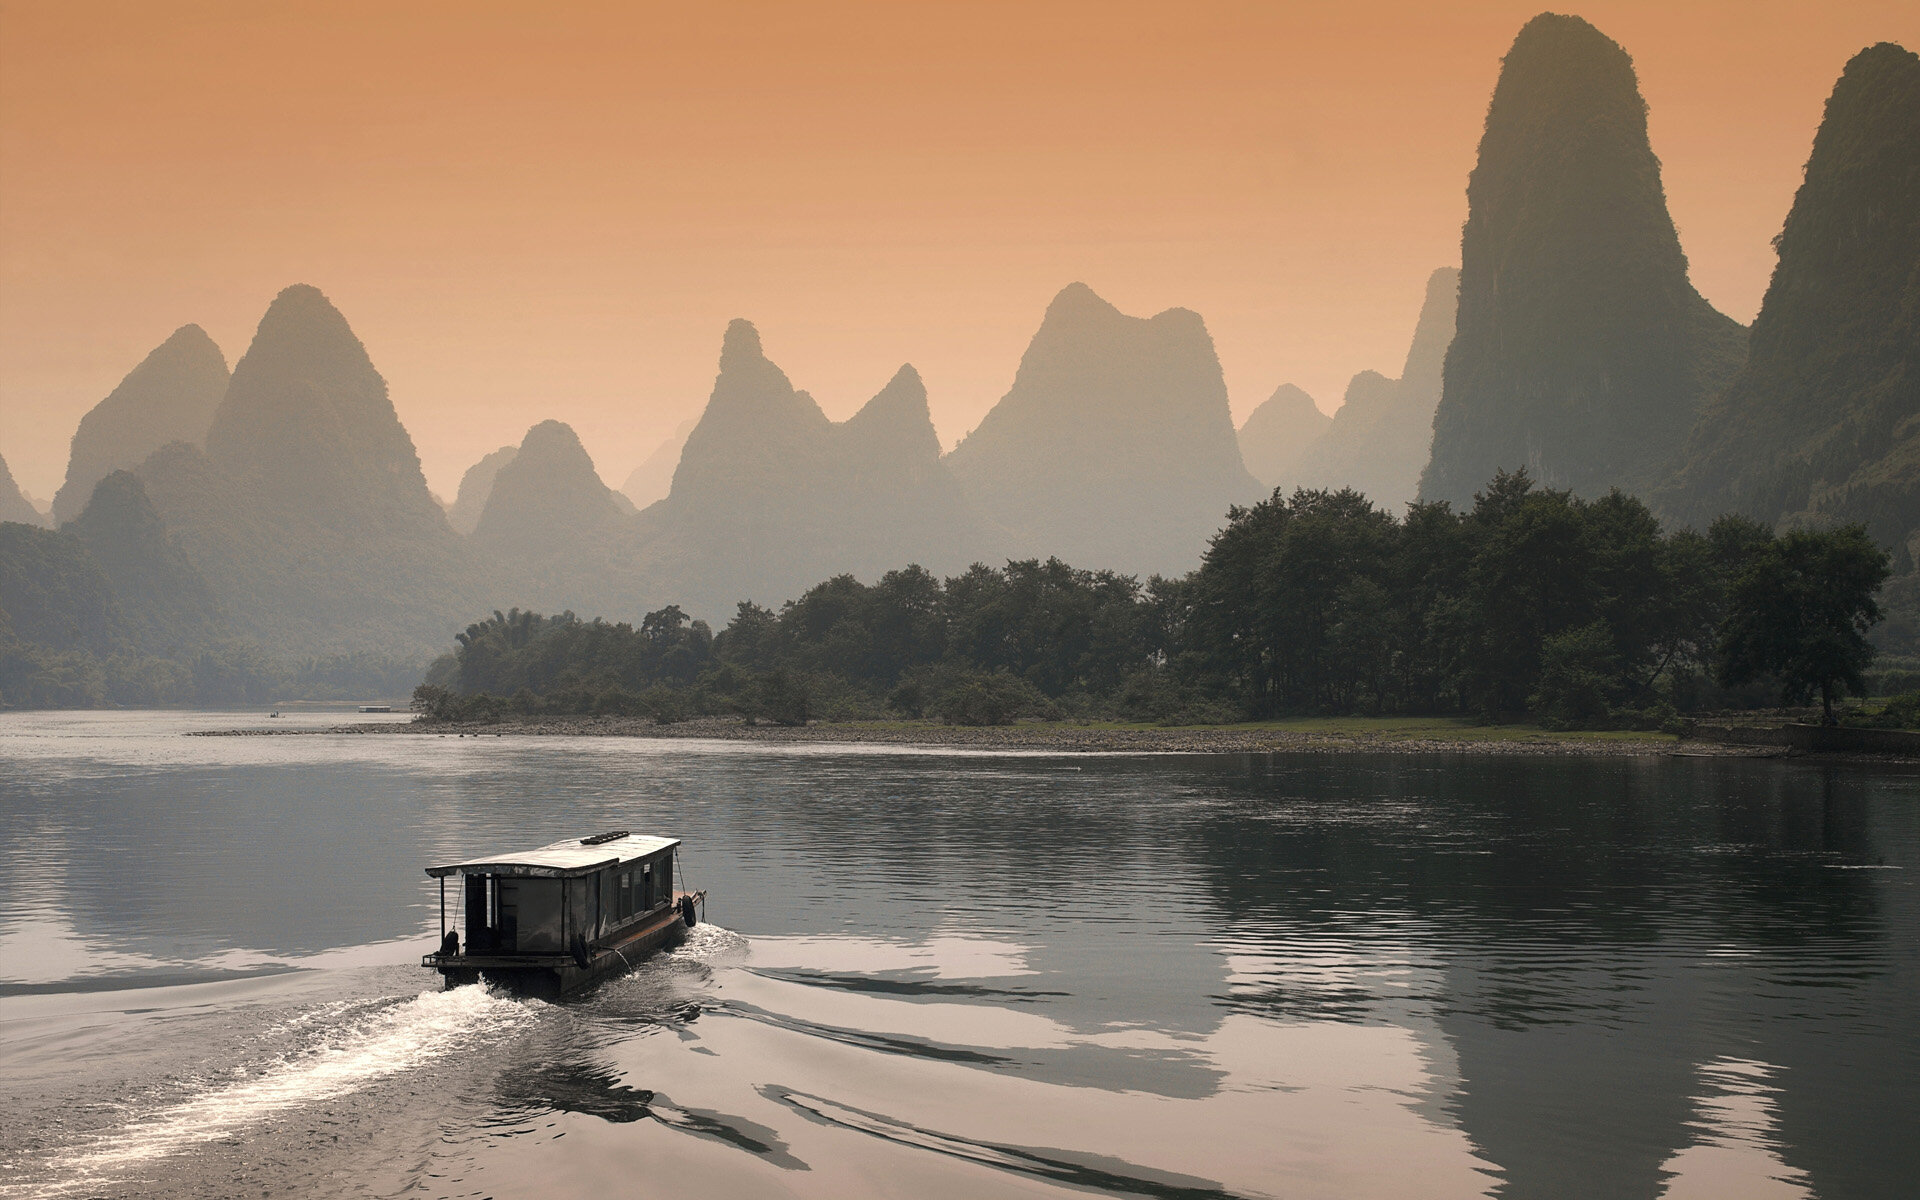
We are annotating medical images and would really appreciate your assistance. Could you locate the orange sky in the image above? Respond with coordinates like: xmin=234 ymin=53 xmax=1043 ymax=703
xmin=2 ymin=0 xmax=1914 ymax=502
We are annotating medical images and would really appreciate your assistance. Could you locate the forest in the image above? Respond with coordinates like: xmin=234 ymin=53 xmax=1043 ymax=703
xmin=416 ymin=471 xmax=1894 ymax=730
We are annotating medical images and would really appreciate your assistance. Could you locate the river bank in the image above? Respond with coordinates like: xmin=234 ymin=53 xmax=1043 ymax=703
xmin=264 ymin=712 xmax=1729 ymax=755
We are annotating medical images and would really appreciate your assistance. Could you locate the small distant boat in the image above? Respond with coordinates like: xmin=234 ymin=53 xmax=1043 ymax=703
xmin=422 ymin=830 xmax=705 ymax=998
xmin=359 ymin=704 xmax=393 ymax=713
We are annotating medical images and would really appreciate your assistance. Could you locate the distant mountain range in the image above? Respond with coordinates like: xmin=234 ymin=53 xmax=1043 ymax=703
xmin=446 ymin=444 xmax=518 ymax=536
xmin=5 ymin=16 xmax=1917 ymax=702
xmin=948 ymin=282 xmax=1259 ymax=576
xmin=621 ymin=321 xmax=983 ymax=616
xmin=1236 ymin=384 xmax=1330 ymax=495
xmin=131 ymin=285 xmax=482 ymax=655
xmin=1240 ymin=266 xmax=1459 ymax=512
xmin=622 ymin=419 xmax=696 ymax=511
xmin=0 ymin=452 xmax=47 ymax=528
xmin=51 ymin=324 xmax=229 ymax=525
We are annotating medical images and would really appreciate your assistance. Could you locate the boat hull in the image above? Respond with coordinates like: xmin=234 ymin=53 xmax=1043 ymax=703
xmin=426 ymin=891 xmax=703 ymax=999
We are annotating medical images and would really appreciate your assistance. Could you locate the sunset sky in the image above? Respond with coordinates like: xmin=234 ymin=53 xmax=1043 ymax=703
xmin=2 ymin=0 xmax=1914 ymax=503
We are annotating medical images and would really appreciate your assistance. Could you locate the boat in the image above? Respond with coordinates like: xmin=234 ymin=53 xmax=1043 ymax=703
xmin=359 ymin=704 xmax=393 ymax=713
xmin=421 ymin=829 xmax=705 ymax=998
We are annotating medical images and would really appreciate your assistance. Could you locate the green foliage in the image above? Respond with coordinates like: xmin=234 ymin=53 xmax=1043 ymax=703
xmin=749 ymin=669 xmax=811 ymax=726
xmin=1529 ymin=623 xmax=1620 ymax=730
xmin=415 ymin=473 xmax=1896 ymax=733
xmin=1841 ymin=691 xmax=1920 ymax=729
xmin=1180 ymin=473 xmax=1776 ymax=726
xmin=1716 ymin=525 xmax=1892 ymax=721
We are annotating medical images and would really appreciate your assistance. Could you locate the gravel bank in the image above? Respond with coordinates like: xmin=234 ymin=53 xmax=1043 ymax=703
xmin=248 ymin=713 xmax=1732 ymax=756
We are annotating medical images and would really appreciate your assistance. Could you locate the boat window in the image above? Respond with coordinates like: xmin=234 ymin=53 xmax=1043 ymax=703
xmin=641 ymin=863 xmax=654 ymax=910
xmin=617 ymin=870 xmax=633 ymax=920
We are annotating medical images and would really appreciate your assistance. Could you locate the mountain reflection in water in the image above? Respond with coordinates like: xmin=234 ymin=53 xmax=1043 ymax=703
xmin=0 ymin=711 xmax=1913 ymax=1198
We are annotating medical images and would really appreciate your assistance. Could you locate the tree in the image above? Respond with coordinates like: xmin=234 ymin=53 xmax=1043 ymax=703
xmin=1716 ymin=525 xmax=1890 ymax=722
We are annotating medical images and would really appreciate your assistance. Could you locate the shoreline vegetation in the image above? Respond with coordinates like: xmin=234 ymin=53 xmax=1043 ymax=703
xmin=400 ymin=474 xmax=1904 ymax=745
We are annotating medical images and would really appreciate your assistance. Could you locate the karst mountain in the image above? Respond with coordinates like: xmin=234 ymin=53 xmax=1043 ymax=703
xmin=1288 ymin=266 xmax=1460 ymax=511
xmin=51 ymin=324 xmax=230 ymax=525
xmin=1659 ymin=42 xmax=1920 ymax=558
xmin=0 ymin=452 xmax=45 ymax=527
xmin=66 ymin=470 xmax=226 ymax=653
xmin=622 ymin=419 xmax=697 ymax=512
xmin=1419 ymin=14 xmax=1746 ymax=506
xmin=628 ymin=321 xmax=981 ymax=616
xmin=1237 ymin=384 xmax=1331 ymax=494
xmin=447 ymin=445 xmax=518 ymax=536
xmin=946 ymin=283 xmax=1259 ymax=576
xmin=134 ymin=284 xmax=479 ymax=653
xmin=474 ymin=420 xmax=632 ymax=614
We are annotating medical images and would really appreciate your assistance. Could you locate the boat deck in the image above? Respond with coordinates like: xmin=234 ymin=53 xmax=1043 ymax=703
xmin=422 ymin=890 xmax=704 ymax=996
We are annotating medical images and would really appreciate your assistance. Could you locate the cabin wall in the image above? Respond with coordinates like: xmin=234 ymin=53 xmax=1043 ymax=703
xmin=567 ymin=876 xmax=595 ymax=943
xmin=502 ymin=878 xmax=563 ymax=952
xmin=586 ymin=850 xmax=677 ymax=944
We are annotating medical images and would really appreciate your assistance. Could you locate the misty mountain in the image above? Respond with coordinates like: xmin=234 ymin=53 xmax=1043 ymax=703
xmin=1659 ymin=43 xmax=1920 ymax=558
xmin=946 ymin=282 xmax=1259 ymax=576
xmin=135 ymin=284 xmax=479 ymax=654
xmin=473 ymin=419 xmax=632 ymax=613
xmin=1419 ymin=15 xmax=1746 ymax=506
xmin=623 ymin=321 xmax=982 ymax=617
xmin=0 ymin=470 xmax=224 ymax=662
xmin=0 ymin=452 xmax=47 ymax=527
xmin=622 ymin=418 xmax=696 ymax=511
xmin=50 ymin=324 xmax=230 ymax=525
xmin=447 ymin=444 xmax=517 ymax=536
xmin=0 ymin=520 xmax=121 ymax=656
xmin=1237 ymin=384 xmax=1330 ymax=493
xmin=66 ymin=470 xmax=226 ymax=653
xmin=1291 ymin=266 xmax=1459 ymax=511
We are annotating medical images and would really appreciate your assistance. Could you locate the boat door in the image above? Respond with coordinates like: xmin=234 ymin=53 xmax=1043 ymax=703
xmin=463 ymin=874 xmax=518 ymax=951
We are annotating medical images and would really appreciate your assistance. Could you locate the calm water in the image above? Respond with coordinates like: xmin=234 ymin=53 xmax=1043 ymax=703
xmin=0 ymin=711 xmax=1915 ymax=1199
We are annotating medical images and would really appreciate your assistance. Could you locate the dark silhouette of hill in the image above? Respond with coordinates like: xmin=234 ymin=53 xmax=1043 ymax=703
xmin=1419 ymin=15 xmax=1746 ymax=506
xmin=65 ymin=471 xmax=227 ymax=654
xmin=1292 ymin=267 xmax=1459 ymax=511
xmin=625 ymin=321 xmax=982 ymax=616
xmin=1237 ymin=384 xmax=1330 ymax=492
xmin=135 ymin=284 xmax=479 ymax=654
xmin=0 ymin=521 xmax=121 ymax=655
xmin=621 ymin=418 xmax=696 ymax=510
xmin=473 ymin=420 xmax=631 ymax=613
xmin=0 ymin=471 xmax=223 ymax=663
xmin=447 ymin=444 xmax=517 ymax=535
xmin=0 ymin=452 xmax=46 ymax=527
xmin=946 ymin=283 xmax=1259 ymax=575
xmin=51 ymin=325 xmax=229 ymax=525
xmin=1660 ymin=43 xmax=1920 ymax=558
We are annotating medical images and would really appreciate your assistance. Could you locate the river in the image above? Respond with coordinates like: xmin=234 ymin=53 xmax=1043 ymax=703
xmin=1 ymin=709 xmax=1915 ymax=1198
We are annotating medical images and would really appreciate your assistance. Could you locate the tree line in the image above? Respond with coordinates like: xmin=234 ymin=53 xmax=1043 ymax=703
xmin=415 ymin=470 xmax=1893 ymax=729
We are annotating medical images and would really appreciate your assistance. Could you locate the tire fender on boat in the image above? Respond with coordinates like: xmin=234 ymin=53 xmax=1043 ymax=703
xmin=678 ymin=894 xmax=698 ymax=927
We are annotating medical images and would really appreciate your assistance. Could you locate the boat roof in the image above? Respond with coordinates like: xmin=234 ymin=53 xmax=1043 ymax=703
xmin=425 ymin=832 xmax=679 ymax=879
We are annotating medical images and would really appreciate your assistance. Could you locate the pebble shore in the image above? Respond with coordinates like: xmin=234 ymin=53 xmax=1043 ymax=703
xmin=270 ymin=713 xmax=1743 ymax=756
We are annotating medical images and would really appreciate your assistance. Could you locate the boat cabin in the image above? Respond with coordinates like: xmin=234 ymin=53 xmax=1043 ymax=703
xmin=423 ymin=830 xmax=699 ymax=995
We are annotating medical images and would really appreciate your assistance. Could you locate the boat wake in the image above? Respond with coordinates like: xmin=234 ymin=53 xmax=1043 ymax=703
xmin=21 ymin=983 xmax=535 ymax=1197
xmin=671 ymin=921 xmax=751 ymax=965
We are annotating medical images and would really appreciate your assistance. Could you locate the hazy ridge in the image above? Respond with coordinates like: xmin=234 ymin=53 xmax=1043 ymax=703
xmin=3 ymin=15 xmax=1917 ymax=706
